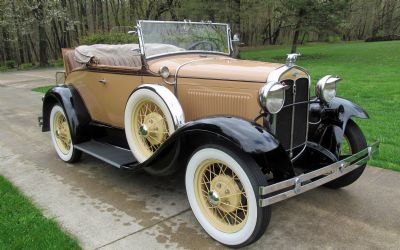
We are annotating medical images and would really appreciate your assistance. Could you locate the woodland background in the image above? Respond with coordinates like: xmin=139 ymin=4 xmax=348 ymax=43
xmin=1 ymin=0 xmax=400 ymax=67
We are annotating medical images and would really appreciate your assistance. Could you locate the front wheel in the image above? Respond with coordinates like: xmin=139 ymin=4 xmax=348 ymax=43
xmin=185 ymin=145 xmax=270 ymax=248
xmin=324 ymin=119 xmax=367 ymax=189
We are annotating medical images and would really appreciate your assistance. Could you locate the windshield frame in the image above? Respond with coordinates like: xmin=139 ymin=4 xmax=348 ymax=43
xmin=137 ymin=20 xmax=233 ymax=60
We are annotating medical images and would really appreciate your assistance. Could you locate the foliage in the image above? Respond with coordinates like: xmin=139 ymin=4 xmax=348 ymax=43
xmin=1 ymin=0 xmax=400 ymax=66
xmin=242 ymin=41 xmax=400 ymax=171
xmin=19 ymin=63 xmax=35 ymax=70
xmin=79 ymin=32 xmax=138 ymax=45
xmin=365 ymin=35 xmax=400 ymax=42
xmin=5 ymin=60 xmax=16 ymax=69
xmin=0 ymin=175 xmax=81 ymax=249
xmin=277 ymin=0 xmax=349 ymax=52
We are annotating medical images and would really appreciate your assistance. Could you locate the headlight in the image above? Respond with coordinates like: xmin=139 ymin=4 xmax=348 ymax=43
xmin=315 ymin=75 xmax=341 ymax=103
xmin=259 ymin=82 xmax=288 ymax=114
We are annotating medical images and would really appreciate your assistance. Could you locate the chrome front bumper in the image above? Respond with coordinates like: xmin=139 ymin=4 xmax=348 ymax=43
xmin=259 ymin=141 xmax=380 ymax=207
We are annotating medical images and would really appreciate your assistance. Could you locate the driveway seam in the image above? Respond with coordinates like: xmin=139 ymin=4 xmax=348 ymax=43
xmin=94 ymin=208 xmax=191 ymax=250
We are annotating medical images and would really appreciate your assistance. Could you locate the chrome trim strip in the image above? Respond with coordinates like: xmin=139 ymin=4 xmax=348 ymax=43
xmin=289 ymin=82 xmax=297 ymax=157
xmin=258 ymin=141 xmax=380 ymax=207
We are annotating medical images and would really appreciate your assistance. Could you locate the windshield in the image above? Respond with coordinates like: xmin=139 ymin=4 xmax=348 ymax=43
xmin=138 ymin=21 xmax=231 ymax=59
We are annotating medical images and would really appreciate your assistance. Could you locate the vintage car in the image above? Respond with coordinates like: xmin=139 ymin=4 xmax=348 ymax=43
xmin=40 ymin=20 xmax=379 ymax=247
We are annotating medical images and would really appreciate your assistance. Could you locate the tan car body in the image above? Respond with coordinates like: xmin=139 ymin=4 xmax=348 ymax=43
xmin=65 ymin=53 xmax=307 ymax=128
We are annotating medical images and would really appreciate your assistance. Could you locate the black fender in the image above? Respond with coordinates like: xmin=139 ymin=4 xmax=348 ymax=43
xmin=140 ymin=116 xmax=294 ymax=180
xmin=309 ymin=96 xmax=369 ymax=156
xmin=330 ymin=97 xmax=369 ymax=125
xmin=42 ymin=85 xmax=91 ymax=143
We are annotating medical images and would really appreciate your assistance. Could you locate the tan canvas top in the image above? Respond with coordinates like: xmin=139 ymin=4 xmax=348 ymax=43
xmin=74 ymin=44 xmax=142 ymax=67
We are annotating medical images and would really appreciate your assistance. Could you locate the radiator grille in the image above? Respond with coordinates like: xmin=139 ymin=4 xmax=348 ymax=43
xmin=275 ymin=78 xmax=309 ymax=150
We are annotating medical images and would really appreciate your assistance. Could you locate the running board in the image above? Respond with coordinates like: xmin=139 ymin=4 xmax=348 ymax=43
xmin=75 ymin=140 xmax=138 ymax=169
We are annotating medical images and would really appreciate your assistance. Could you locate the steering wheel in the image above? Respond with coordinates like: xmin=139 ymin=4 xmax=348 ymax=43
xmin=187 ymin=40 xmax=217 ymax=51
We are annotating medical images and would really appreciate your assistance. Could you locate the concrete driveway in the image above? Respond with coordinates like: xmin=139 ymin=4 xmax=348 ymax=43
xmin=0 ymin=68 xmax=399 ymax=249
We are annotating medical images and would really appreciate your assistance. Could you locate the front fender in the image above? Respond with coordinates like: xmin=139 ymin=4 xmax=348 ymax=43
xmin=42 ymin=85 xmax=91 ymax=143
xmin=309 ymin=96 xmax=369 ymax=156
xmin=331 ymin=97 xmax=369 ymax=126
xmin=141 ymin=116 xmax=294 ymax=180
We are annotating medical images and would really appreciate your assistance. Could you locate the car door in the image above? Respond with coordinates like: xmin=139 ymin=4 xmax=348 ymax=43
xmin=70 ymin=70 xmax=142 ymax=128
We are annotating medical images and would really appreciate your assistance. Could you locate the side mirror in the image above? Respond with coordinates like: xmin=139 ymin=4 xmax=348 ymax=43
xmin=55 ymin=71 xmax=65 ymax=85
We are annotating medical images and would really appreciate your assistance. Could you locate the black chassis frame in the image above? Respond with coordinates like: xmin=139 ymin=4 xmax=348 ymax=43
xmin=42 ymin=85 xmax=369 ymax=182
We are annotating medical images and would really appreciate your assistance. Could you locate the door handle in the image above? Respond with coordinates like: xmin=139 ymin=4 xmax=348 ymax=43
xmin=98 ymin=79 xmax=107 ymax=84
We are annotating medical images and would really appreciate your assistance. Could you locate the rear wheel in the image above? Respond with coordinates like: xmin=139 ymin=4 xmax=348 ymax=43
xmin=50 ymin=105 xmax=81 ymax=163
xmin=325 ymin=119 xmax=367 ymax=189
xmin=185 ymin=145 xmax=270 ymax=248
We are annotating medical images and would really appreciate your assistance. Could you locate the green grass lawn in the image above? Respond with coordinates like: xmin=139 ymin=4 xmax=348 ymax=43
xmin=0 ymin=175 xmax=81 ymax=249
xmin=32 ymin=85 xmax=54 ymax=94
xmin=242 ymin=41 xmax=400 ymax=171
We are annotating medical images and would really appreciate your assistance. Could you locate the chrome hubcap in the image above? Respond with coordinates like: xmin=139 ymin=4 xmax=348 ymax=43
xmin=207 ymin=190 xmax=220 ymax=206
xmin=139 ymin=124 xmax=148 ymax=137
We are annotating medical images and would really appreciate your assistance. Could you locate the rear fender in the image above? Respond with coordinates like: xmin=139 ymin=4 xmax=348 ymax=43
xmin=141 ymin=116 xmax=294 ymax=180
xmin=42 ymin=85 xmax=91 ymax=143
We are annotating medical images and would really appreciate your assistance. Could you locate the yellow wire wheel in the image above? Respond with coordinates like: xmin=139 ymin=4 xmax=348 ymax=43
xmin=125 ymin=87 xmax=177 ymax=163
xmin=194 ymin=160 xmax=249 ymax=233
xmin=132 ymin=100 xmax=170 ymax=158
xmin=52 ymin=111 xmax=72 ymax=155
xmin=49 ymin=105 xmax=80 ymax=163
xmin=185 ymin=146 xmax=270 ymax=247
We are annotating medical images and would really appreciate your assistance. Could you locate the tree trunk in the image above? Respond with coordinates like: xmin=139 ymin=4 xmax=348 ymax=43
xmin=28 ymin=34 xmax=39 ymax=61
xmin=24 ymin=36 xmax=33 ymax=64
xmin=291 ymin=29 xmax=300 ymax=53
xmin=300 ymin=32 xmax=307 ymax=45
xmin=37 ymin=0 xmax=49 ymax=66
xmin=80 ymin=0 xmax=89 ymax=35
xmin=110 ymin=0 xmax=121 ymax=27
xmin=120 ymin=0 xmax=126 ymax=26
xmin=92 ymin=0 xmax=97 ymax=32
xmin=105 ymin=0 xmax=110 ymax=31
xmin=129 ymin=0 xmax=135 ymax=23
xmin=0 ymin=27 xmax=4 ymax=65
xmin=291 ymin=9 xmax=304 ymax=53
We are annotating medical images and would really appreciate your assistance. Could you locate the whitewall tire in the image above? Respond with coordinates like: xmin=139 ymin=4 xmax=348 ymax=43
xmin=50 ymin=105 xmax=81 ymax=163
xmin=124 ymin=88 xmax=176 ymax=163
xmin=185 ymin=145 xmax=270 ymax=247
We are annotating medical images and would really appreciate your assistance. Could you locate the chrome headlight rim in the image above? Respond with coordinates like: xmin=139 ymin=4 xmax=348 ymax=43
xmin=315 ymin=75 xmax=341 ymax=103
xmin=259 ymin=81 xmax=287 ymax=114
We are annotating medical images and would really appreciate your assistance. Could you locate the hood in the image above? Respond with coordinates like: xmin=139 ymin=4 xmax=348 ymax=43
xmin=147 ymin=54 xmax=283 ymax=83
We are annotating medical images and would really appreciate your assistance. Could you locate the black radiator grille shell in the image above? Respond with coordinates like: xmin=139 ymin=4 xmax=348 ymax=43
xmin=275 ymin=78 xmax=309 ymax=150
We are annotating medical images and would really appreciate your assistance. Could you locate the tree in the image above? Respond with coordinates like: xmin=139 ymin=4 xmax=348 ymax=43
xmin=278 ymin=0 xmax=350 ymax=53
